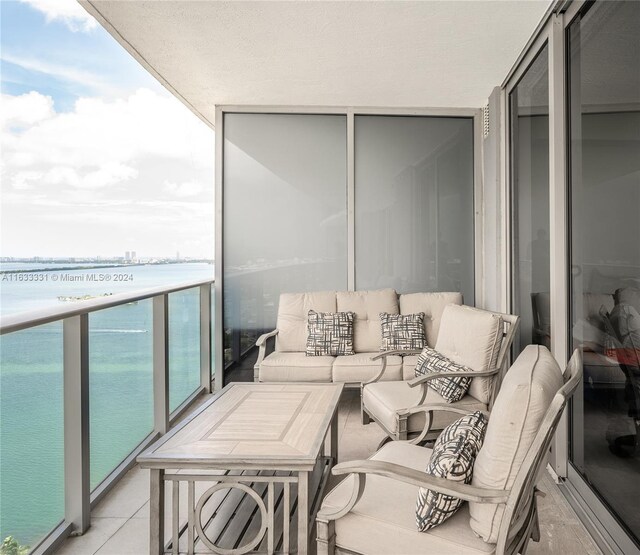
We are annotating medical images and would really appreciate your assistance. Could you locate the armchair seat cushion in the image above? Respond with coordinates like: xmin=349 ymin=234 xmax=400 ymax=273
xmin=332 ymin=353 xmax=402 ymax=383
xmin=363 ymin=381 xmax=486 ymax=435
xmin=322 ymin=442 xmax=495 ymax=555
xmin=258 ymin=352 xmax=333 ymax=382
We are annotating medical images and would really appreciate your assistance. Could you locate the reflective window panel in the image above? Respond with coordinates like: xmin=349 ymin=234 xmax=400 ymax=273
xmin=510 ymin=45 xmax=550 ymax=355
xmin=223 ymin=113 xmax=348 ymax=375
xmin=568 ymin=0 xmax=640 ymax=542
xmin=354 ymin=116 xmax=474 ymax=302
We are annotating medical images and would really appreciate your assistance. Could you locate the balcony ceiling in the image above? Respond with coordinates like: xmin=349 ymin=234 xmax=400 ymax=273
xmin=79 ymin=0 xmax=553 ymax=127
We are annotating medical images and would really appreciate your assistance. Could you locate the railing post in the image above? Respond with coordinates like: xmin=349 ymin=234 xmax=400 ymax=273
xmin=63 ymin=314 xmax=90 ymax=534
xmin=153 ymin=294 xmax=169 ymax=435
xmin=200 ymin=283 xmax=212 ymax=393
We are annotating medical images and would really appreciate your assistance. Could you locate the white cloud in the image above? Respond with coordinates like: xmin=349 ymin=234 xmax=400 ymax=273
xmin=1 ymin=88 xmax=215 ymax=257
xmin=20 ymin=0 xmax=98 ymax=32
xmin=164 ymin=180 xmax=204 ymax=198
xmin=1 ymin=91 xmax=54 ymax=128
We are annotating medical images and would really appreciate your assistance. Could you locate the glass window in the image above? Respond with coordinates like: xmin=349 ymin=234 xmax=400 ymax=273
xmin=510 ymin=45 xmax=550 ymax=355
xmin=0 ymin=323 xmax=64 ymax=548
xmin=169 ymin=288 xmax=201 ymax=411
xmin=89 ymin=301 xmax=153 ymax=489
xmin=568 ymin=0 xmax=640 ymax=542
xmin=223 ymin=113 xmax=348 ymax=376
xmin=354 ymin=116 xmax=474 ymax=302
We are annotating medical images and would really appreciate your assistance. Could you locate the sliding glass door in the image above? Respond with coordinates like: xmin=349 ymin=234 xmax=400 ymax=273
xmin=568 ymin=0 xmax=640 ymax=544
xmin=509 ymin=45 xmax=550 ymax=356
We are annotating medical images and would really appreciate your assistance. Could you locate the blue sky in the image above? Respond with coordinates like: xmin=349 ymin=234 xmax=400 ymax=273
xmin=1 ymin=0 xmax=214 ymax=259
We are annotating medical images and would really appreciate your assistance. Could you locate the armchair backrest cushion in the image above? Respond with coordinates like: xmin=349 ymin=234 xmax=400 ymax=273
xmin=469 ymin=345 xmax=563 ymax=543
xmin=434 ymin=305 xmax=504 ymax=404
xmin=399 ymin=292 xmax=463 ymax=347
xmin=336 ymin=289 xmax=399 ymax=353
xmin=616 ymin=287 xmax=640 ymax=313
xmin=276 ymin=292 xmax=337 ymax=352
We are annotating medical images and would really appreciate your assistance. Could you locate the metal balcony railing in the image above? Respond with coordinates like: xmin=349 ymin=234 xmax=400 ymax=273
xmin=0 ymin=278 xmax=215 ymax=555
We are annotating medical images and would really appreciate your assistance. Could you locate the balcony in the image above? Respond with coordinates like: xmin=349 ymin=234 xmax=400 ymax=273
xmin=2 ymin=0 xmax=639 ymax=554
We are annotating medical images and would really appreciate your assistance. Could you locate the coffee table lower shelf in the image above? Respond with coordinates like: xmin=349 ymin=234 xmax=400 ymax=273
xmin=160 ymin=455 xmax=333 ymax=555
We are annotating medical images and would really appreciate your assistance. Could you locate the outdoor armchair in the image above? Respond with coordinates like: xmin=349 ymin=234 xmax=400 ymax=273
xmin=317 ymin=346 xmax=582 ymax=555
xmin=361 ymin=304 xmax=519 ymax=442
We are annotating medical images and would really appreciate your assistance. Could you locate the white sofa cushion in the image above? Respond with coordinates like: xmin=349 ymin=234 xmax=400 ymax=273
xmin=258 ymin=352 xmax=333 ymax=382
xmin=321 ymin=442 xmax=495 ymax=555
xmin=435 ymin=305 xmax=504 ymax=405
xmin=469 ymin=345 xmax=562 ymax=543
xmin=400 ymin=292 xmax=463 ymax=347
xmin=332 ymin=352 xmax=402 ymax=383
xmin=403 ymin=355 xmax=419 ymax=380
xmin=363 ymin=381 xmax=486 ymax=435
xmin=275 ymin=291 xmax=336 ymax=352
xmin=337 ymin=289 xmax=399 ymax=353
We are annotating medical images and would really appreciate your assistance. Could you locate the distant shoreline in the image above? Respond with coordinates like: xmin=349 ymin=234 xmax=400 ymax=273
xmin=0 ymin=261 xmax=214 ymax=274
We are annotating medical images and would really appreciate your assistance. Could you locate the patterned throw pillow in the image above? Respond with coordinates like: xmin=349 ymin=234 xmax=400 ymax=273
xmin=415 ymin=346 xmax=473 ymax=403
xmin=306 ymin=310 xmax=355 ymax=356
xmin=379 ymin=312 xmax=426 ymax=352
xmin=416 ymin=411 xmax=488 ymax=531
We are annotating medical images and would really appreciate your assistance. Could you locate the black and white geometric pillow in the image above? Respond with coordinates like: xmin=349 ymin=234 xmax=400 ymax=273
xmin=306 ymin=310 xmax=355 ymax=356
xmin=379 ymin=312 xmax=426 ymax=352
xmin=434 ymin=411 xmax=488 ymax=457
xmin=415 ymin=346 xmax=473 ymax=403
xmin=416 ymin=412 xmax=488 ymax=531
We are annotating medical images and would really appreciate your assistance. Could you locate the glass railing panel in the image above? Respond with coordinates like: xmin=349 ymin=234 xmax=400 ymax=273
xmin=0 ymin=323 xmax=64 ymax=549
xmin=169 ymin=287 xmax=200 ymax=411
xmin=89 ymin=300 xmax=154 ymax=490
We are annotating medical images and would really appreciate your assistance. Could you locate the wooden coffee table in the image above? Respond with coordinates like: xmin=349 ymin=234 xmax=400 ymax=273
xmin=138 ymin=382 xmax=343 ymax=555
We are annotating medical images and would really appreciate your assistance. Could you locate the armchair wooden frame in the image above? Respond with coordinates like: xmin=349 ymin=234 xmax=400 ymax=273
xmin=317 ymin=350 xmax=583 ymax=555
xmin=361 ymin=313 xmax=520 ymax=441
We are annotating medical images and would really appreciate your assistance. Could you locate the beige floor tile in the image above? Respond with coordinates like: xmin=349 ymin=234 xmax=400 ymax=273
xmin=94 ymin=518 xmax=150 ymax=555
xmin=56 ymin=518 xmax=127 ymax=555
xmin=92 ymin=465 xmax=150 ymax=519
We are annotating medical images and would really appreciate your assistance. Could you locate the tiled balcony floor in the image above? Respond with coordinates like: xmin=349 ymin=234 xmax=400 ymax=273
xmin=57 ymin=390 xmax=602 ymax=555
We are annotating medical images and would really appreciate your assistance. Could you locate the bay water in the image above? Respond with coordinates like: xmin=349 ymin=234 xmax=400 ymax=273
xmin=0 ymin=262 xmax=214 ymax=547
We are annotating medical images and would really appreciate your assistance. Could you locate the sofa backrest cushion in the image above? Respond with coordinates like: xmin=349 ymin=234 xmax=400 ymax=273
xmin=435 ymin=305 xmax=503 ymax=404
xmin=469 ymin=345 xmax=563 ymax=543
xmin=336 ymin=289 xmax=399 ymax=352
xmin=276 ymin=291 xmax=337 ymax=352
xmin=399 ymin=292 xmax=463 ymax=347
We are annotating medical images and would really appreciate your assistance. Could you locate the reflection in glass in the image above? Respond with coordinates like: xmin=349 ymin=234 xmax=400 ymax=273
xmin=510 ymin=46 xmax=550 ymax=355
xmin=568 ymin=0 xmax=640 ymax=542
xmin=223 ymin=114 xmax=348 ymax=375
xmin=0 ymin=323 xmax=64 ymax=547
xmin=169 ymin=288 xmax=201 ymax=411
xmin=354 ymin=116 xmax=474 ymax=302
xmin=89 ymin=301 xmax=153 ymax=489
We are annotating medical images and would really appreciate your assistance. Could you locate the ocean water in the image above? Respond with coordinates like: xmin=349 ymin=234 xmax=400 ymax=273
xmin=0 ymin=263 xmax=214 ymax=547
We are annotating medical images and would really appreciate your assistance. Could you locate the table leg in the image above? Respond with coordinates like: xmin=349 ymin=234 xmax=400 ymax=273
xmin=330 ymin=411 xmax=338 ymax=465
xmin=150 ymin=469 xmax=165 ymax=555
xmin=297 ymin=471 xmax=309 ymax=555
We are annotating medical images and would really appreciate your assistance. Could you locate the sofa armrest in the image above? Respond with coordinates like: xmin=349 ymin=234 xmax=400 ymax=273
xmin=407 ymin=367 xmax=499 ymax=388
xmin=330 ymin=460 xmax=508 ymax=505
xmin=254 ymin=330 xmax=279 ymax=381
xmin=398 ymin=403 xmax=491 ymax=444
xmin=364 ymin=349 xmax=423 ymax=385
